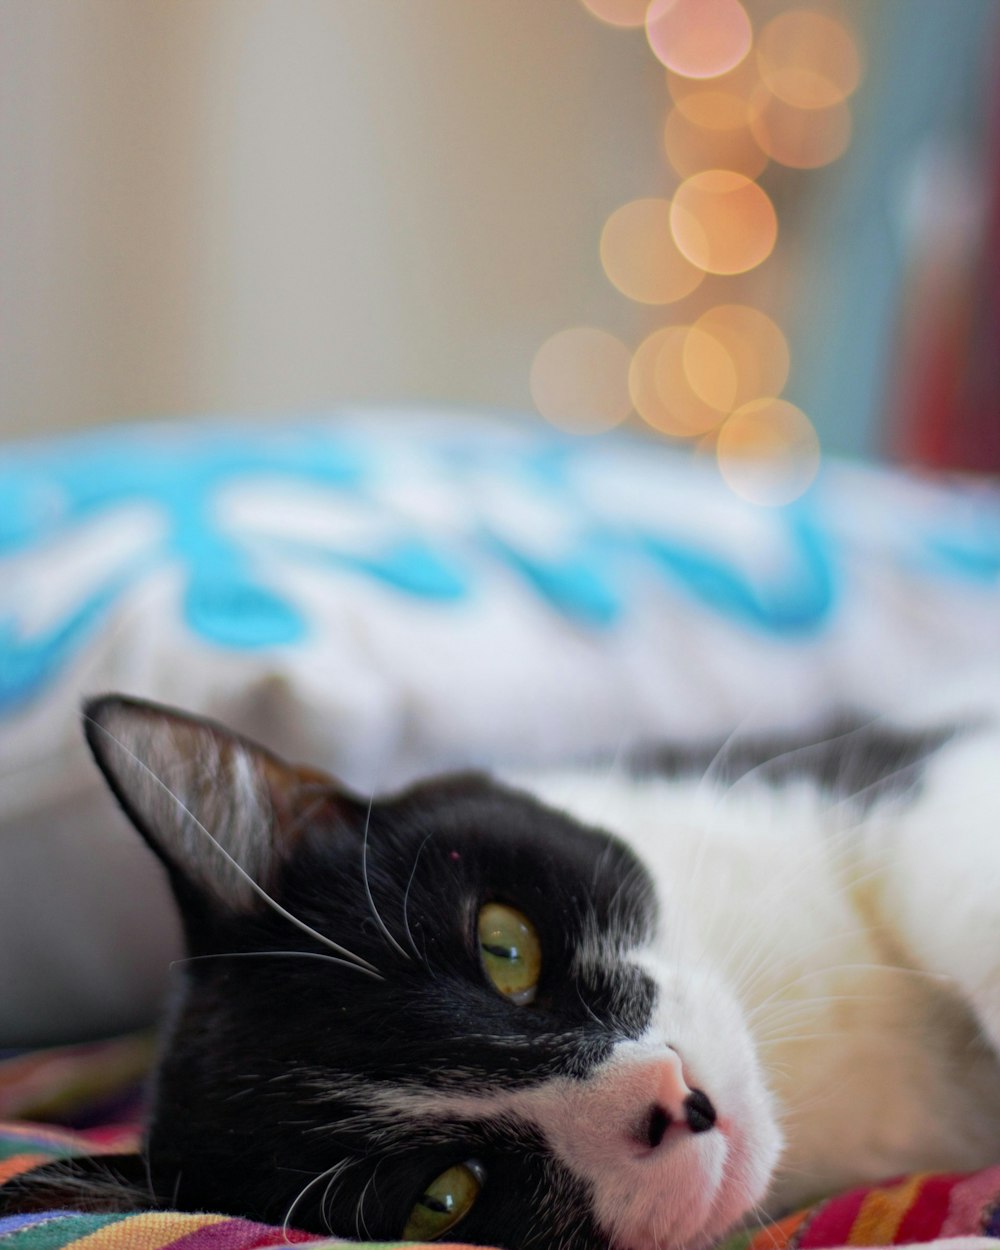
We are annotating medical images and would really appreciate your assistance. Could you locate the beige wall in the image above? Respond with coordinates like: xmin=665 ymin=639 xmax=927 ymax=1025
xmin=0 ymin=1 xmax=666 ymax=440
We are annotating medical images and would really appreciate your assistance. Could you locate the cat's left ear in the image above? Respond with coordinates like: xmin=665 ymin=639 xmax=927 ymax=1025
xmin=83 ymin=694 xmax=345 ymax=917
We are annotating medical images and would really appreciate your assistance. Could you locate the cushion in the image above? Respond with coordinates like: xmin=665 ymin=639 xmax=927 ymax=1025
xmin=2 ymin=409 xmax=1000 ymax=1042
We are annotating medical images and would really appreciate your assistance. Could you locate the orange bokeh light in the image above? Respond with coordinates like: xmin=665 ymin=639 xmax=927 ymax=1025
xmin=749 ymin=88 xmax=851 ymax=169
xmin=717 ymin=398 xmax=820 ymax=505
xmin=671 ymin=85 xmax=752 ymax=132
xmin=691 ymin=304 xmax=790 ymax=409
xmin=664 ymin=104 xmax=768 ymax=179
xmin=668 ymin=54 xmax=760 ymax=115
xmin=579 ymin=0 xmax=649 ymax=28
xmin=601 ymin=198 xmax=705 ymax=304
xmin=670 ymin=171 xmax=777 ymax=275
xmin=756 ymin=9 xmax=862 ymax=110
xmin=530 ymin=327 xmax=633 ymax=434
xmin=629 ymin=326 xmax=725 ymax=437
xmin=646 ymin=0 xmax=753 ymax=80
xmin=682 ymin=325 xmax=740 ymax=412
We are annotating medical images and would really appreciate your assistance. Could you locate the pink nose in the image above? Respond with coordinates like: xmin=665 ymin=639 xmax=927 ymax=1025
xmin=617 ymin=1053 xmax=717 ymax=1149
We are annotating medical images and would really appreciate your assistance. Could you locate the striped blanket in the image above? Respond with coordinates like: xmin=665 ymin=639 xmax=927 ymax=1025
xmin=2 ymin=1038 xmax=1000 ymax=1250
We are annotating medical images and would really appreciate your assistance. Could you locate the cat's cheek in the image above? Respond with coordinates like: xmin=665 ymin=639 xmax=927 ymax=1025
xmin=703 ymin=1102 xmax=784 ymax=1246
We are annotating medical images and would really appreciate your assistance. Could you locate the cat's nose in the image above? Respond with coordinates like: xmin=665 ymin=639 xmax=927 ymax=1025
xmin=683 ymin=1088 xmax=717 ymax=1133
xmin=642 ymin=1089 xmax=717 ymax=1147
xmin=626 ymin=1052 xmax=717 ymax=1148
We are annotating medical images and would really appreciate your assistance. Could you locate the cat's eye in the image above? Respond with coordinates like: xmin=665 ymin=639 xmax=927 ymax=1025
xmin=402 ymin=1160 xmax=484 ymax=1241
xmin=477 ymin=902 xmax=541 ymax=1004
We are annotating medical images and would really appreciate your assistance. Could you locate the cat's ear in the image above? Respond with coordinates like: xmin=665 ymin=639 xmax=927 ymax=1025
xmin=83 ymin=694 xmax=343 ymax=917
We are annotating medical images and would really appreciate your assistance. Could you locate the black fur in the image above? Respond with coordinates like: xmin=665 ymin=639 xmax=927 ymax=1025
xmin=12 ymin=699 xmax=958 ymax=1247
xmin=145 ymin=775 xmax=656 ymax=1237
xmin=630 ymin=712 xmax=956 ymax=811
xmin=68 ymin=699 xmax=659 ymax=1247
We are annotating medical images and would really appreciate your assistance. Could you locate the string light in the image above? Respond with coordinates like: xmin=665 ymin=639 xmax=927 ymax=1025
xmin=530 ymin=328 xmax=632 ymax=434
xmin=681 ymin=324 xmax=740 ymax=412
xmin=600 ymin=197 xmax=704 ymax=303
xmin=531 ymin=2 xmax=863 ymax=507
xmin=717 ymin=398 xmax=821 ymax=505
xmin=748 ymin=88 xmax=851 ymax=169
xmin=691 ymin=305 xmax=790 ymax=409
xmin=646 ymin=0 xmax=753 ymax=80
xmin=630 ymin=326 xmax=725 ymax=437
xmin=756 ymin=9 xmax=862 ymax=110
xmin=664 ymin=102 xmax=768 ymax=179
xmin=667 ymin=54 xmax=760 ymax=118
xmin=579 ymin=0 xmax=648 ymax=29
xmin=670 ymin=170 xmax=777 ymax=275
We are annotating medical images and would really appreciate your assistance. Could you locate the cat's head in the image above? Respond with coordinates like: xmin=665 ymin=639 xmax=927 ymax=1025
xmin=84 ymin=695 xmax=781 ymax=1250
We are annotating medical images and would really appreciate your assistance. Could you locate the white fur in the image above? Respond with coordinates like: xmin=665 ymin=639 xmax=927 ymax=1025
xmin=507 ymin=719 xmax=1000 ymax=1248
xmin=93 ymin=695 xmax=1000 ymax=1250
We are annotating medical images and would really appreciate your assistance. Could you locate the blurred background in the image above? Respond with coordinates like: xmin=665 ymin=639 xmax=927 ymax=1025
xmin=3 ymin=1 xmax=1000 ymax=1048
xmin=1 ymin=0 xmax=998 ymax=483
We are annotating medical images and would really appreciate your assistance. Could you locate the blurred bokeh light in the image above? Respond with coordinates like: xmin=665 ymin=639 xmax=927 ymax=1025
xmin=669 ymin=170 xmax=777 ymax=274
xmin=667 ymin=54 xmax=760 ymax=117
xmin=748 ymin=89 xmax=851 ymax=168
xmin=530 ymin=327 xmax=632 ymax=434
xmin=528 ymin=0 xmax=879 ymax=504
xmin=716 ymin=398 xmax=821 ymax=505
xmin=579 ymin=0 xmax=649 ymax=29
xmin=630 ymin=326 xmax=726 ymax=437
xmin=756 ymin=9 xmax=862 ymax=110
xmin=600 ymin=197 xmax=705 ymax=303
xmin=692 ymin=304 xmax=790 ymax=409
xmin=5 ymin=1 xmax=994 ymax=483
xmin=664 ymin=101 xmax=768 ymax=178
xmin=646 ymin=0 xmax=753 ymax=80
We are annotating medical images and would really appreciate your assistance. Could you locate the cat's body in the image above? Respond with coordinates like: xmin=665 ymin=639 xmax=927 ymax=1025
xmin=7 ymin=697 xmax=1000 ymax=1250
xmin=526 ymin=732 xmax=1000 ymax=1217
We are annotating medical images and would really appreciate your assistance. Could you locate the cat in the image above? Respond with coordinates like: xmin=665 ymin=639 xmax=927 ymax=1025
xmin=6 ymin=693 xmax=1000 ymax=1250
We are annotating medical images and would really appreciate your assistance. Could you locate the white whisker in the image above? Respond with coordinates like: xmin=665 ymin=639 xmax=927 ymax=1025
xmin=86 ymin=717 xmax=383 ymax=980
xmin=171 ymin=950 xmax=380 ymax=977
xmin=402 ymin=829 xmax=436 ymax=962
xmin=361 ymin=791 xmax=411 ymax=962
xmin=282 ymin=1160 xmax=350 ymax=1242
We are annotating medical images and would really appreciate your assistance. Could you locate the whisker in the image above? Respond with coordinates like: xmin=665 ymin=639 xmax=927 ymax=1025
xmin=171 ymin=950 xmax=382 ymax=977
xmin=746 ymin=961 xmax=954 ymax=1026
xmin=85 ymin=718 xmax=383 ymax=979
xmin=282 ymin=1160 xmax=349 ymax=1242
xmin=360 ymin=792 xmax=411 ymax=962
xmin=402 ymin=830 xmax=436 ymax=962
xmin=354 ymin=1172 xmax=376 ymax=1240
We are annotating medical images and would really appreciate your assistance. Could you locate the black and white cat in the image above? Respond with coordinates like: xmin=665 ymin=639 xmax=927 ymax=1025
xmin=11 ymin=694 xmax=1000 ymax=1250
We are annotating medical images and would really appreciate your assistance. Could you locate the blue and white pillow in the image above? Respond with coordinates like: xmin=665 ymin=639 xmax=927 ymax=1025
xmin=2 ymin=408 xmax=999 ymax=1044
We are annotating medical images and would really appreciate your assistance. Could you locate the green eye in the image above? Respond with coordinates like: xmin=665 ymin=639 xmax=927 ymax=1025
xmin=477 ymin=902 xmax=541 ymax=1005
xmin=402 ymin=1160 xmax=483 ymax=1241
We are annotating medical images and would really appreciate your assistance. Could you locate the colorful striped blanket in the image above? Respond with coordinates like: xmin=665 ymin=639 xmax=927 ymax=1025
xmin=2 ymin=1037 xmax=1000 ymax=1250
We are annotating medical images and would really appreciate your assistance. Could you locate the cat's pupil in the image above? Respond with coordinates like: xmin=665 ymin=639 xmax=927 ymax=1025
xmin=483 ymin=942 xmax=518 ymax=960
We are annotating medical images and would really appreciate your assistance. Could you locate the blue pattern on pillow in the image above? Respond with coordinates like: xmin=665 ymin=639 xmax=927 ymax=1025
xmin=3 ymin=414 xmax=999 ymax=715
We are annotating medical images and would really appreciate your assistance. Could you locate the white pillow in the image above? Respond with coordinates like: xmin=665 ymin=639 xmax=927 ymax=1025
xmin=2 ymin=409 xmax=999 ymax=1043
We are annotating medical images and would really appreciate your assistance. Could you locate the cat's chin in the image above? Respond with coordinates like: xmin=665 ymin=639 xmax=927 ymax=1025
xmin=600 ymin=1112 xmax=780 ymax=1250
